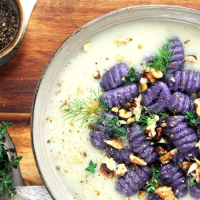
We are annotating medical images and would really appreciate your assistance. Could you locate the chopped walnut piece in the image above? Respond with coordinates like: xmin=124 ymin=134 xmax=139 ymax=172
xmin=100 ymin=163 xmax=115 ymax=178
xmin=83 ymin=42 xmax=91 ymax=52
xmin=145 ymin=115 xmax=159 ymax=138
xmin=155 ymin=145 xmax=168 ymax=155
xmin=102 ymin=157 xmax=116 ymax=171
xmin=184 ymin=55 xmax=197 ymax=63
xmin=150 ymin=69 xmax=163 ymax=79
xmin=160 ymin=148 xmax=178 ymax=164
xmin=160 ymin=122 xmax=167 ymax=128
xmin=138 ymin=43 xmax=143 ymax=49
xmin=187 ymin=163 xmax=199 ymax=175
xmin=144 ymin=71 xmax=156 ymax=83
xmin=140 ymin=78 xmax=148 ymax=91
xmin=127 ymin=117 xmax=136 ymax=124
xmin=182 ymin=161 xmax=192 ymax=171
xmin=194 ymin=98 xmax=200 ymax=116
xmin=116 ymin=163 xmax=127 ymax=176
xmin=195 ymin=158 xmax=200 ymax=166
xmin=104 ymin=137 xmax=123 ymax=149
xmin=76 ymin=153 xmax=84 ymax=163
xmin=114 ymin=35 xmax=132 ymax=44
xmin=155 ymin=186 xmax=176 ymax=200
xmin=94 ymin=191 xmax=100 ymax=196
xmin=137 ymin=191 xmax=146 ymax=199
xmin=130 ymin=153 xmax=147 ymax=165
xmin=93 ymin=71 xmax=100 ymax=79
xmin=111 ymin=106 xmax=119 ymax=113
xmin=115 ymin=54 xmax=124 ymax=62
xmin=184 ymin=39 xmax=190 ymax=44
xmin=196 ymin=168 xmax=200 ymax=183
xmin=118 ymin=109 xmax=132 ymax=118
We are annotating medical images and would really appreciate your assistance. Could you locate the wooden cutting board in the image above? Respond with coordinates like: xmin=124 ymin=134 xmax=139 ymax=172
xmin=0 ymin=0 xmax=200 ymax=186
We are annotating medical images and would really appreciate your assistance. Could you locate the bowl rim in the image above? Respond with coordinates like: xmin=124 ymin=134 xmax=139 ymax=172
xmin=31 ymin=5 xmax=200 ymax=200
xmin=0 ymin=0 xmax=25 ymax=58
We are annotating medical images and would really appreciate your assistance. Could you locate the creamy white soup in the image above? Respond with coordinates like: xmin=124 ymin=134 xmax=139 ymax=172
xmin=43 ymin=20 xmax=200 ymax=200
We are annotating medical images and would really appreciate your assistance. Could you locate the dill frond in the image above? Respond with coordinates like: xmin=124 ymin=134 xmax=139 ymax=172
xmin=63 ymin=88 xmax=108 ymax=128
xmin=146 ymin=37 xmax=174 ymax=73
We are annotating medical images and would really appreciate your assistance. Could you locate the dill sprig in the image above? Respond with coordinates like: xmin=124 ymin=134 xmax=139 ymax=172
xmin=147 ymin=168 xmax=161 ymax=193
xmin=107 ymin=116 xmax=127 ymax=140
xmin=146 ymin=37 xmax=173 ymax=73
xmin=185 ymin=111 xmax=200 ymax=126
xmin=64 ymin=88 xmax=108 ymax=128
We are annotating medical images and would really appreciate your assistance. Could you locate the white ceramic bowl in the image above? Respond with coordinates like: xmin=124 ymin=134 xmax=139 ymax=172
xmin=31 ymin=5 xmax=200 ymax=200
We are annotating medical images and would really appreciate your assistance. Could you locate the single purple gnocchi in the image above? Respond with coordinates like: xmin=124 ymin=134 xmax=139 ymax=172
xmin=167 ymin=70 xmax=200 ymax=93
xmin=116 ymin=165 xmax=151 ymax=196
xmin=147 ymin=193 xmax=160 ymax=200
xmin=143 ymin=82 xmax=171 ymax=113
xmin=163 ymin=115 xmax=197 ymax=152
xmin=190 ymin=182 xmax=200 ymax=199
xmin=159 ymin=162 xmax=188 ymax=198
xmin=166 ymin=37 xmax=184 ymax=74
xmin=103 ymin=84 xmax=138 ymax=108
xmin=106 ymin=147 xmax=132 ymax=165
xmin=167 ymin=92 xmax=194 ymax=114
xmin=127 ymin=124 xmax=158 ymax=164
xmin=90 ymin=112 xmax=116 ymax=150
xmin=100 ymin=63 xmax=129 ymax=91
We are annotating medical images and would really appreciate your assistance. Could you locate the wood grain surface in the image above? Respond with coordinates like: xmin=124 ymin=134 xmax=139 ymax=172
xmin=0 ymin=0 xmax=200 ymax=186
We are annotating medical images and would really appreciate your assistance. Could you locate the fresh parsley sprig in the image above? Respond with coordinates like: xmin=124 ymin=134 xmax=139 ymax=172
xmin=147 ymin=168 xmax=162 ymax=193
xmin=124 ymin=67 xmax=139 ymax=83
xmin=64 ymin=88 xmax=108 ymax=128
xmin=145 ymin=37 xmax=173 ymax=73
xmin=85 ymin=161 xmax=97 ymax=174
xmin=107 ymin=116 xmax=127 ymax=140
xmin=0 ymin=122 xmax=22 ymax=198
xmin=189 ymin=177 xmax=196 ymax=186
xmin=185 ymin=111 xmax=200 ymax=126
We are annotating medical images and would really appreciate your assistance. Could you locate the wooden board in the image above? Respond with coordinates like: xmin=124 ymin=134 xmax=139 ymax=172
xmin=0 ymin=0 xmax=200 ymax=186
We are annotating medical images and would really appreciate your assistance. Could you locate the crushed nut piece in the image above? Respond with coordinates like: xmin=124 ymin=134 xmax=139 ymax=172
xmin=150 ymin=69 xmax=163 ymax=79
xmin=184 ymin=55 xmax=197 ymax=63
xmin=55 ymin=87 xmax=61 ymax=95
xmin=196 ymin=140 xmax=200 ymax=149
xmin=123 ymin=198 xmax=131 ymax=200
xmin=111 ymin=106 xmax=119 ymax=113
xmin=140 ymin=78 xmax=148 ymax=91
xmin=127 ymin=117 xmax=136 ymax=124
xmin=194 ymin=98 xmax=200 ymax=116
xmin=61 ymin=104 xmax=70 ymax=111
xmin=130 ymin=153 xmax=147 ymax=165
xmin=114 ymin=35 xmax=132 ymax=44
xmin=160 ymin=148 xmax=178 ymax=164
xmin=116 ymin=163 xmax=127 ymax=176
xmin=182 ymin=161 xmax=193 ymax=171
xmin=118 ymin=109 xmax=132 ymax=118
xmin=155 ymin=145 xmax=168 ymax=155
xmin=94 ymin=191 xmax=100 ymax=196
xmin=93 ymin=71 xmax=101 ymax=79
xmin=115 ymin=54 xmax=124 ymax=62
xmin=118 ymin=120 xmax=127 ymax=124
xmin=155 ymin=186 xmax=176 ymax=200
xmin=100 ymin=163 xmax=115 ymax=178
xmin=137 ymin=191 xmax=146 ymax=199
xmin=67 ymin=157 xmax=73 ymax=164
xmin=138 ymin=43 xmax=143 ymax=49
xmin=83 ymin=42 xmax=91 ymax=52
xmin=145 ymin=115 xmax=159 ymax=138
xmin=157 ymin=137 xmax=167 ymax=144
xmin=144 ymin=71 xmax=156 ymax=83
xmin=76 ymin=153 xmax=83 ymax=163
xmin=187 ymin=163 xmax=199 ymax=175
xmin=184 ymin=39 xmax=190 ymax=44
xmin=196 ymin=168 xmax=200 ymax=183
xmin=160 ymin=122 xmax=167 ymax=128
xmin=195 ymin=158 xmax=200 ymax=166
xmin=105 ymin=137 xmax=123 ymax=149
xmin=102 ymin=157 xmax=116 ymax=171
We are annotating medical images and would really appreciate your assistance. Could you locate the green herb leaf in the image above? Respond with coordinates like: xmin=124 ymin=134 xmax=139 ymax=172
xmin=64 ymin=88 xmax=108 ymax=128
xmin=85 ymin=161 xmax=97 ymax=174
xmin=146 ymin=168 xmax=161 ymax=193
xmin=185 ymin=111 xmax=200 ymax=126
xmin=145 ymin=37 xmax=173 ymax=73
xmin=189 ymin=177 xmax=196 ymax=186
xmin=124 ymin=67 xmax=139 ymax=83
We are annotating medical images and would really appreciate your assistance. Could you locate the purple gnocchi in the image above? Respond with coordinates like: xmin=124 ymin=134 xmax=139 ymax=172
xmin=167 ymin=92 xmax=194 ymax=114
xmin=116 ymin=165 xmax=151 ymax=196
xmin=167 ymin=69 xmax=200 ymax=93
xmin=103 ymin=84 xmax=138 ymax=108
xmin=163 ymin=115 xmax=197 ymax=152
xmin=147 ymin=193 xmax=160 ymax=200
xmin=107 ymin=147 xmax=132 ymax=165
xmin=159 ymin=162 xmax=188 ymax=197
xmin=143 ymin=82 xmax=171 ymax=113
xmin=190 ymin=182 xmax=200 ymax=199
xmin=165 ymin=37 xmax=184 ymax=74
xmin=128 ymin=124 xmax=158 ymax=164
xmin=90 ymin=112 xmax=116 ymax=150
xmin=100 ymin=63 xmax=129 ymax=91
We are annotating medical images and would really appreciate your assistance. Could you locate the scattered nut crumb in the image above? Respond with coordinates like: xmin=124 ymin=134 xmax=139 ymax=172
xmin=83 ymin=42 xmax=91 ymax=52
xmin=114 ymin=35 xmax=132 ymax=44
xmin=138 ymin=43 xmax=143 ymax=49
xmin=115 ymin=54 xmax=124 ymax=62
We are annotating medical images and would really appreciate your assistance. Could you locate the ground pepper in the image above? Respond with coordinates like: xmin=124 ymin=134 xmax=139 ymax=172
xmin=0 ymin=0 xmax=19 ymax=52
